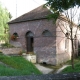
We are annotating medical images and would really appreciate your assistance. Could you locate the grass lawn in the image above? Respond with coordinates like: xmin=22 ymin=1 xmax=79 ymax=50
xmin=0 ymin=52 xmax=41 ymax=76
xmin=62 ymin=57 xmax=80 ymax=73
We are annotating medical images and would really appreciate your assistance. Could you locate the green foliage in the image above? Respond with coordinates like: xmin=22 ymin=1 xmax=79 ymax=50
xmin=46 ymin=0 xmax=80 ymax=12
xmin=0 ymin=2 xmax=11 ymax=42
xmin=47 ymin=12 xmax=59 ymax=22
xmin=45 ymin=0 xmax=80 ymax=22
xmin=0 ymin=34 xmax=6 ymax=40
xmin=0 ymin=53 xmax=41 ymax=76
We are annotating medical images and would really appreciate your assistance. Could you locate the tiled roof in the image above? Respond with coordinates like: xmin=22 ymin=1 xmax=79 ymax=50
xmin=8 ymin=5 xmax=51 ymax=24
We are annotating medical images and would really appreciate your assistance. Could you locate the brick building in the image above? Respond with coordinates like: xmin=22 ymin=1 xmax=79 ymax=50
xmin=8 ymin=5 xmax=80 ymax=65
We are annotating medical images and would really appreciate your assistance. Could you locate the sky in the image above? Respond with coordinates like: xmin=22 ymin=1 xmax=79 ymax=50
xmin=0 ymin=0 xmax=80 ymax=24
xmin=0 ymin=0 xmax=46 ymax=19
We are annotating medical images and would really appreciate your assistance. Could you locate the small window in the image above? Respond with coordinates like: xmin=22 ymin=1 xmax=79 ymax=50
xmin=42 ymin=30 xmax=52 ymax=37
xmin=13 ymin=32 xmax=19 ymax=37
xmin=11 ymin=32 xmax=19 ymax=41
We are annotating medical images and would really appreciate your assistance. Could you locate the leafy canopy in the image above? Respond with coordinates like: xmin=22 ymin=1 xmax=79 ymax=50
xmin=46 ymin=0 xmax=80 ymax=12
xmin=45 ymin=0 xmax=80 ymax=23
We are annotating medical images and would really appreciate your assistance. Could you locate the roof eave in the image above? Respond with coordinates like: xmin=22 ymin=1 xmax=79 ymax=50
xmin=8 ymin=17 xmax=47 ymax=24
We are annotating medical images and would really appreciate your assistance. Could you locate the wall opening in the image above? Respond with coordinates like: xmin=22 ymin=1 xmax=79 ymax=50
xmin=42 ymin=30 xmax=52 ymax=37
xmin=11 ymin=32 xmax=19 ymax=41
xmin=25 ymin=31 xmax=34 ymax=53
xmin=13 ymin=32 xmax=19 ymax=37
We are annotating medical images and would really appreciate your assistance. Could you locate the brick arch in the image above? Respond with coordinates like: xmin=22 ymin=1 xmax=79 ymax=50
xmin=42 ymin=30 xmax=53 ymax=37
xmin=25 ymin=31 xmax=34 ymax=37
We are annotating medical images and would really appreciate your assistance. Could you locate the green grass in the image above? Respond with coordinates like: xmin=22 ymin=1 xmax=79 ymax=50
xmin=0 ymin=52 xmax=41 ymax=76
xmin=0 ymin=64 xmax=22 ymax=76
xmin=62 ymin=57 xmax=80 ymax=73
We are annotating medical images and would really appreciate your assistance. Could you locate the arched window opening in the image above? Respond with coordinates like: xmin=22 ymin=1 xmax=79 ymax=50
xmin=11 ymin=32 xmax=19 ymax=41
xmin=42 ymin=30 xmax=52 ymax=37
xmin=13 ymin=32 xmax=19 ymax=37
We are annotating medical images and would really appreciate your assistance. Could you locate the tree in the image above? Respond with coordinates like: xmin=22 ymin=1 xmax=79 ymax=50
xmin=0 ymin=2 xmax=11 ymax=43
xmin=45 ymin=0 xmax=80 ymax=69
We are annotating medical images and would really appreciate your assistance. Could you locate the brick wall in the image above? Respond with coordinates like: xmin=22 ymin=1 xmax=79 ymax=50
xmin=9 ymin=19 xmax=57 ymax=65
xmin=56 ymin=19 xmax=71 ymax=64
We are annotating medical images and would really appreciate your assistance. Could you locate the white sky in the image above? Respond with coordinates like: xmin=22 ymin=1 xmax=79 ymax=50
xmin=0 ymin=0 xmax=79 ymax=24
xmin=0 ymin=0 xmax=46 ymax=19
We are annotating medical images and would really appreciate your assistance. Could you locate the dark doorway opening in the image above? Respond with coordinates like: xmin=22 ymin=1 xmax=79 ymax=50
xmin=26 ymin=31 xmax=34 ymax=53
xmin=27 ymin=37 xmax=33 ymax=52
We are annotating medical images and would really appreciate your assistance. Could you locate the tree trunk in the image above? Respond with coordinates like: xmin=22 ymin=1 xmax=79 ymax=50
xmin=71 ymin=28 xmax=74 ymax=69
xmin=71 ymin=38 xmax=74 ymax=69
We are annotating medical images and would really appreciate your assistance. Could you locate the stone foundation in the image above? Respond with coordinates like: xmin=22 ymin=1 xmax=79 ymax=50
xmin=0 ymin=48 xmax=22 ymax=55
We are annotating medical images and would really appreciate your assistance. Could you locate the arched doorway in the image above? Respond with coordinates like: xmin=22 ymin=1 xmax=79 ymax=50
xmin=25 ymin=31 xmax=34 ymax=53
